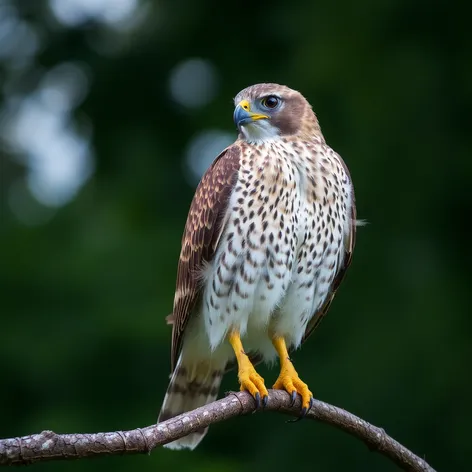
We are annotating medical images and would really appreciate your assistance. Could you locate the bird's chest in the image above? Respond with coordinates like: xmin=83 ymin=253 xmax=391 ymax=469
xmin=202 ymin=150 xmax=317 ymax=345
xmin=202 ymin=141 xmax=351 ymax=351
xmin=227 ymin=151 xmax=310 ymax=281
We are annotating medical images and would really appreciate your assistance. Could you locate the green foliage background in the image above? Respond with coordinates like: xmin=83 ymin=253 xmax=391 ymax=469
xmin=1 ymin=1 xmax=470 ymax=470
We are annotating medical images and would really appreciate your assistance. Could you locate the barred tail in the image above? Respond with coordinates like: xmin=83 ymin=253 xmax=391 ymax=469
xmin=158 ymin=355 xmax=224 ymax=450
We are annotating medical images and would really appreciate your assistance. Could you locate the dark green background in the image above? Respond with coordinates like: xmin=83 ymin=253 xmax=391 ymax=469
xmin=1 ymin=0 xmax=470 ymax=470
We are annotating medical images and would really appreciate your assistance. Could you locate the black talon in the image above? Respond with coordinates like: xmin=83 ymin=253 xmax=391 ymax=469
xmin=287 ymin=397 xmax=313 ymax=423
xmin=254 ymin=392 xmax=261 ymax=409
xmin=308 ymin=397 xmax=314 ymax=411
xmin=288 ymin=406 xmax=307 ymax=422
xmin=290 ymin=391 xmax=297 ymax=406
xmin=298 ymin=397 xmax=314 ymax=419
xmin=262 ymin=395 xmax=269 ymax=408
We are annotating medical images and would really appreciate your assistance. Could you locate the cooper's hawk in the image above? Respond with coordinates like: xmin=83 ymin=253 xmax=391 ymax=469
xmin=159 ymin=83 xmax=357 ymax=449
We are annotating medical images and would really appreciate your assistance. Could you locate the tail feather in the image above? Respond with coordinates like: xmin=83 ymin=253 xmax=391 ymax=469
xmin=158 ymin=356 xmax=224 ymax=450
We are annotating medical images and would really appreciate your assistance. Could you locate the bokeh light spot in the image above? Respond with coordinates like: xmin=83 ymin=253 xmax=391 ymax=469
xmin=0 ymin=61 xmax=94 ymax=209
xmin=169 ymin=58 xmax=219 ymax=109
xmin=39 ymin=62 xmax=90 ymax=113
xmin=0 ymin=5 xmax=40 ymax=67
xmin=49 ymin=0 xmax=138 ymax=27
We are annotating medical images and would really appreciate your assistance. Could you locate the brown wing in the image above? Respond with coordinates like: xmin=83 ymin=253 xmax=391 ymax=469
xmin=300 ymin=157 xmax=357 ymax=345
xmin=167 ymin=144 xmax=241 ymax=371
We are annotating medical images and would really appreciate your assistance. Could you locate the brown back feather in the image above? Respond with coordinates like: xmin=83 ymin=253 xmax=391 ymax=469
xmin=168 ymin=145 xmax=241 ymax=371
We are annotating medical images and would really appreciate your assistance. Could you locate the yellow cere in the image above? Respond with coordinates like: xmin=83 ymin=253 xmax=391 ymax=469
xmin=238 ymin=99 xmax=251 ymax=111
xmin=237 ymin=99 xmax=269 ymax=121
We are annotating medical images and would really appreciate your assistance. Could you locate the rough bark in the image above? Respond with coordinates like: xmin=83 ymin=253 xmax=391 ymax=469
xmin=0 ymin=390 xmax=435 ymax=471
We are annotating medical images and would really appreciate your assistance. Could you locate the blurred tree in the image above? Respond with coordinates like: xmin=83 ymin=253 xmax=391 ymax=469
xmin=1 ymin=0 xmax=470 ymax=471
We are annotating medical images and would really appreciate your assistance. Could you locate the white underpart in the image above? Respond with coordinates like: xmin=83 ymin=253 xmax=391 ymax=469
xmin=180 ymin=138 xmax=353 ymax=368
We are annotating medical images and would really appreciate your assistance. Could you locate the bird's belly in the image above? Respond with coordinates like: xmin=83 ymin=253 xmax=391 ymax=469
xmin=202 ymin=229 xmax=294 ymax=351
xmin=202 ymin=213 xmax=344 ymax=355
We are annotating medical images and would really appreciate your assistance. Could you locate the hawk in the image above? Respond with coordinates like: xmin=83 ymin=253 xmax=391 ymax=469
xmin=159 ymin=83 xmax=357 ymax=450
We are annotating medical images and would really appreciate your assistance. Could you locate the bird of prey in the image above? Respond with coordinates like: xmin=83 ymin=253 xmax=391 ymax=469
xmin=159 ymin=83 xmax=357 ymax=450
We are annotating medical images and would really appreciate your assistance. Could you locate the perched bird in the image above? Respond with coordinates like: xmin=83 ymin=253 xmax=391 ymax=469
xmin=159 ymin=83 xmax=357 ymax=450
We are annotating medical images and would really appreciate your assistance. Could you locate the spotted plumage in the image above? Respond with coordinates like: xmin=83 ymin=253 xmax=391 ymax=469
xmin=159 ymin=83 xmax=357 ymax=450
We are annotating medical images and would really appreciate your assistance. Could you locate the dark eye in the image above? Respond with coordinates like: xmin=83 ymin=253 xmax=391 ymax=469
xmin=261 ymin=95 xmax=280 ymax=109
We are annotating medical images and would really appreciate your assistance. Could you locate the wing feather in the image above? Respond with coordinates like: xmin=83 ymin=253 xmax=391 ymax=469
xmin=168 ymin=145 xmax=241 ymax=371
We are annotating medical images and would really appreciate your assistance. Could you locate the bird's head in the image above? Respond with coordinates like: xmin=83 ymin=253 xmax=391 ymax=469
xmin=233 ymin=83 xmax=323 ymax=144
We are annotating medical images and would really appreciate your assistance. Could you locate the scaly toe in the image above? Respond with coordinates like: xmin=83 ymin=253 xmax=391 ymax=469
xmin=289 ymin=395 xmax=313 ymax=422
xmin=239 ymin=370 xmax=269 ymax=408
xmin=273 ymin=373 xmax=313 ymax=417
xmin=298 ymin=387 xmax=313 ymax=417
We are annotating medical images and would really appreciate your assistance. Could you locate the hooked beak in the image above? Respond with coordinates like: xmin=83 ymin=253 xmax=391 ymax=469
xmin=233 ymin=99 xmax=269 ymax=129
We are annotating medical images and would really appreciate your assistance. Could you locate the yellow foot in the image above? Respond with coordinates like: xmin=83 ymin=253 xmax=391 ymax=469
xmin=272 ymin=335 xmax=313 ymax=417
xmin=238 ymin=362 xmax=269 ymax=408
xmin=228 ymin=330 xmax=269 ymax=408
xmin=273 ymin=366 xmax=313 ymax=416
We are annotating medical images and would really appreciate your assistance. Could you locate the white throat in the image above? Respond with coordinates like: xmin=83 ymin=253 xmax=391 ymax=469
xmin=240 ymin=120 xmax=280 ymax=144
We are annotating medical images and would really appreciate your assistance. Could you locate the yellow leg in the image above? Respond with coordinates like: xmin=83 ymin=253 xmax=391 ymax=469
xmin=228 ymin=330 xmax=269 ymax=407
xmin=272 ymin=335 xmax=313 ymax=416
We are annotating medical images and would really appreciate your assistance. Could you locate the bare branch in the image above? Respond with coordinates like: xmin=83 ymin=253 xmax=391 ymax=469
xmin=0 ymin=390 xmax=435 ymax=471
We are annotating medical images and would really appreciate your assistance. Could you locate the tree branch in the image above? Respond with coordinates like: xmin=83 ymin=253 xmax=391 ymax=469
xmin=0 ymin=390 xmax=435 ymax=471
